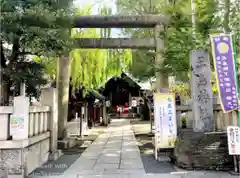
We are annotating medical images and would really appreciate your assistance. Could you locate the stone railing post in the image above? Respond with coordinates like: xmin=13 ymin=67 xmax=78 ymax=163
xmin=40 ymin=88 xmax=62 ymax=160
xmin=11 ymin=96 xmax=30 ymax=140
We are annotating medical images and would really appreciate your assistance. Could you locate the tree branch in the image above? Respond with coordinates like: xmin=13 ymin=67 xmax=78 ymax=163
xmin=0 ymin=40 xmax=7 ymax=68
xmin=8 ymin=38 xmax=20 ymax=67
xmin=17 ymin=51 xmax=41 ymax=56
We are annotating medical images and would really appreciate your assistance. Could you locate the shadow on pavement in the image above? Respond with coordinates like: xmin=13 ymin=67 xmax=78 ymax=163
xmin=28 ymin=135 xmax=99 ymax=177
xmin=135 ymin=132 xmax=177 ymax=174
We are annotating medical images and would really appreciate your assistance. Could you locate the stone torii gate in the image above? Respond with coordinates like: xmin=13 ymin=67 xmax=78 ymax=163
xmin=56 ymin=15 xmax=169 ymax=139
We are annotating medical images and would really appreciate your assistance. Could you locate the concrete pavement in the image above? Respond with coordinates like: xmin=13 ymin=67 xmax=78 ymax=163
xmin=29 ymin=119 xmax=237 ymax=178
xmin=63 ymin=119 xmax=145 ymax=177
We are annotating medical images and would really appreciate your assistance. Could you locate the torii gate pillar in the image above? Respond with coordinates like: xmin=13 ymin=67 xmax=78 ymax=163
xmin=155 ymin=24 xmax=169 ymax=91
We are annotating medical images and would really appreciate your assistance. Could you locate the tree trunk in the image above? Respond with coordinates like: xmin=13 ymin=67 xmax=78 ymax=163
xmin=223 ymin=0 xmax=230 ymax=33
xmin=1 ymin=38 xmax=20 ymax=105
xmin=0 ymin=41 xmax=9 ymax=105
xmin=57 ymin=55 xmax=71 ymax=139
xmin=0 ymin=82 xmax=10 ymax=105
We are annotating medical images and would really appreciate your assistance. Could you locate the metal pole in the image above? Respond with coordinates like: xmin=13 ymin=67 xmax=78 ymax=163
xmin=150 ymin=104 xmax=152 ymax=133
xmin=80 ymin=104 xmax=83 ymax=137
xmin=149 ymin=100 xmax=153 ymax=134
xmin=79 ymin=53 xmax=85 ymax=138
xmin=234 ymin=156 xmax=238 ymax=172
xmin=232 ymin=34 xmax=240 ymax=174
xmin=232 ymin=34 xmax=240 ymax=127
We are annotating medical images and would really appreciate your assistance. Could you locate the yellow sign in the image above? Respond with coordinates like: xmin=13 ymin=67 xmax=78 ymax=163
xmin=153 ymin=93 xmax=177 ymax=149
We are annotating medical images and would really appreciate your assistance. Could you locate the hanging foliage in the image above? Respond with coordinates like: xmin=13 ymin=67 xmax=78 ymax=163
xmin=69 ymin=5 xmax=132 ymax=93
xmin=34 ymin=5 xmax=133 ymax=94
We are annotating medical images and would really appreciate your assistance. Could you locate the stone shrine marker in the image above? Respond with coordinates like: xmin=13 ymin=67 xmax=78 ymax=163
xmin=190 ymin=50 xmax=214 ymax=132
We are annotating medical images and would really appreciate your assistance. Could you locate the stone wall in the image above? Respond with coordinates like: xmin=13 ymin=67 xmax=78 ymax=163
xmin=0 ymin=138 xmax=50 ymax=177
xmin=171 ymin=130 xmax=233 ymax=171
xmin=176 ymin=105 xmax=238 ymax=131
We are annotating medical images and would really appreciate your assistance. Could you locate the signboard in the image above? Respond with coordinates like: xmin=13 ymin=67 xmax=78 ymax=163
xmin=10 ymin=116 xmax=24 ymax=134
xmin=106 ymin=100 xmax=110 ymax=107
xmin=227 ymin=126 xmax=240 ymax=155
xmin=190 ymin=50 xmax=213 ymax=132
xmin=210 ymin=34 xmax=238 ymax=112
xmin=153 ymin=93 xmax=177 ymax=150
xmin=132 ymin=99 xmax=137 ymax=107
xmin=10 ymin=96 xmax=29 ymax=140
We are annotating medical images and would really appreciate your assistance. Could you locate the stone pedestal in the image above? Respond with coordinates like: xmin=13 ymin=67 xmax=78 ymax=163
xmin=102 ymin=103 xmax=107 ymax=126
xmin=0 ymin=138 xmax=50 ymax=178
xmin=171 ymin=130 xmax=233 ymax=171
xmin=40 ymin=88 xmax=61 ymax=160
xmin=11 ymin=96 xmax=30 ymax=140
xmin=48 ymin=150 xmax=63 ymax=161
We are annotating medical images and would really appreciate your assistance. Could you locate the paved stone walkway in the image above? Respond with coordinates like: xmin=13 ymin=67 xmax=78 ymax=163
xmin=64 ymin=119 xmax=145 ymax=177
xmin=30 ymin=119 xmax=237 ymax=178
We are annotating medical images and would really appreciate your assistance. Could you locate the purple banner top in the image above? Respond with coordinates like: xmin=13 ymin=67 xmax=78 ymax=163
xmin=210 ymin=34 xmax=238 ymax=112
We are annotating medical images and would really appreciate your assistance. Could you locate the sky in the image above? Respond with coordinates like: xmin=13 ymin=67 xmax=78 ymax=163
xmin=75 ymin=0 xmax=117 ymax=15
xmin=74 ymin=0 xmax=122 ymax=37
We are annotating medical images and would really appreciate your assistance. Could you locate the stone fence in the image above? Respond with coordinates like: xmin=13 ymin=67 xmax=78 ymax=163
xmin=0 ymin=88 xmax=60 ymax=178
xmin=176 ymin=104 xmax=239 ymax=131
xmin=0 ymin=106 xmax=50 ymax=140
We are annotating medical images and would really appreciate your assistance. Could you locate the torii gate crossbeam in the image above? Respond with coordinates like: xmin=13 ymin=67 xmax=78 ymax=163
xmin=56 ymin=15 xmax=168 ymax=140
xmin=73 ymin=15 xmax=169 ymax=28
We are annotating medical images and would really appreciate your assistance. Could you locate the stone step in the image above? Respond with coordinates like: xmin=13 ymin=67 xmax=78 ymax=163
xmin=57 ymin=138 xmax=76 ymax=149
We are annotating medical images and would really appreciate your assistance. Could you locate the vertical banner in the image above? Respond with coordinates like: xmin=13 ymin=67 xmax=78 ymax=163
xmin=227 ymin=126 xmax=240 ymax=155
xmin=153 ymin=93 xmax=177 ymax=150
xmin=190 ymin=50 xmax=214 ymax=132
xmin=210 ymin=34 xmax=238 ymax=112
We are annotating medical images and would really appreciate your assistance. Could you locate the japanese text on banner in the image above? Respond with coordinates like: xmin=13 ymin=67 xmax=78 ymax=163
xmin=153 ymin=93 xmax=177 ymax=149
xmin=210 ymin=34 xmax=238 ymax=112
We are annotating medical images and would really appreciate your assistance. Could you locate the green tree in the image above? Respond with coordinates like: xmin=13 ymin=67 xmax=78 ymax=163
xmin=33 ymin=5 xmax=132 ymax=96
xmin=0 ymin=0 xmax=74 ymax=104
xmin=116 ymin=0 xmax=219 ymax=82
xmin=34 ymin=56 xmax=57 ymax=83
xmin=69 ymin=5 xmax=132 ymax=94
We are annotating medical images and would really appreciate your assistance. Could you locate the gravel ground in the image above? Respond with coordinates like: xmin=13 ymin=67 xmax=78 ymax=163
xmin=130 ymin=119 xmax=177 ymax=174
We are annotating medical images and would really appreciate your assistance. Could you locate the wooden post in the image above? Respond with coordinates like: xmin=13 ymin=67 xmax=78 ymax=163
xmin=154 ymin=24 xmax=168 ymax=91
xmin=129 ymin=93 xmax=132 ymax=107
